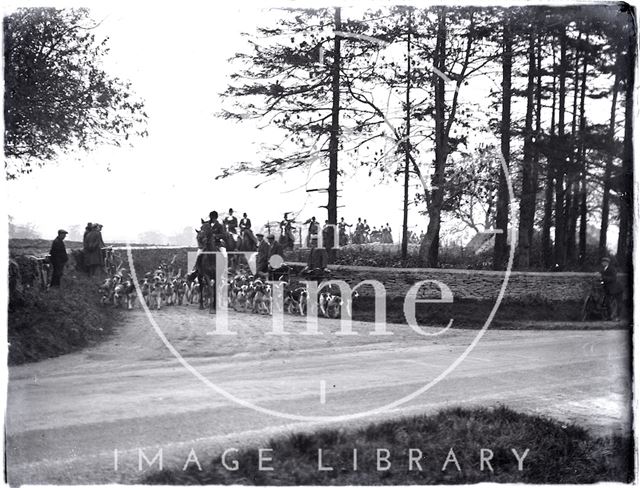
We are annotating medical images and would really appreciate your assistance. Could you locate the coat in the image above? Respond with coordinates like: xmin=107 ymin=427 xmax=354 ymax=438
xmin=49 ymin=237 xmax=68 ymax=268
xmin=256 ymin=240 xmax=270 ymax=273
xmin=210 ymin=220 xmax=226 ymax=244
xmin=307 ymin=247 xmax=328 ymax=270
xmin=601 ymin=265 xmax=622 ymax=296
xmin=268 ymin=240 xmax=283 ymax=259
xmin=224 ymin=216 xmax=238 ymax=233
xmin=84 ymin=230 xmax=105 ymax=266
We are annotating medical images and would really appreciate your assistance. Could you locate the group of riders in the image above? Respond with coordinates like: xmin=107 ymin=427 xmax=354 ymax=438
xmin=203 ymin=208 xmax=400 ymax=251
xmin=303 ymin=216 xmax=396 ymax=247
xmin=197 ymin=208 xmax=401 ymax=255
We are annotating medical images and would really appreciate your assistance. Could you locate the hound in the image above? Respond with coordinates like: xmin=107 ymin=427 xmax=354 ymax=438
xmin=285 ymin=286 xmax=308 ymax=316
xmin=252 ymin=280 xmax=272 ymax=315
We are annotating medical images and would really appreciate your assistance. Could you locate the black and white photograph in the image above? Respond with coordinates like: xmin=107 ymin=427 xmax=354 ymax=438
xmin=3 ymin=0 xmax=636 ymax=485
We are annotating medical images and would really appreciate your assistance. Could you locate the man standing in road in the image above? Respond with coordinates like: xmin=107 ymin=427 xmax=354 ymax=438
xmin=600 ymin=256 xmax=622 ymax=320
xmin=255 ymin=233 xmax=269 ymax=274
xmin=49 ymin=229 xmax=69 ymax=287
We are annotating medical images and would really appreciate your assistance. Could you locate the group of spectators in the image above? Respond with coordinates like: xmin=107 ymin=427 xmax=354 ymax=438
xmin=47 ymin=222 xmax=106 ymax=288
xmin=300 ymin=216 xmax=396 ymax=247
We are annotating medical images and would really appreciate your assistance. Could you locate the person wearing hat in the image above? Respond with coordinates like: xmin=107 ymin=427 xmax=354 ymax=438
xmin=224 ymin=208 xmax=238 ymax=235
xmin=303 ymin=216 xmax=319 ymax=247
xmin=255 ymin=232 xmax=269 ymax=274
xmin=267 ymin=234 xmax=283 ymax=260
xmin=239 ymin=212 xmax=252 ymax=231
xmin=600 ymin=256 xmax=622 ymax=320
xmin=207 ymin=211 xmax=226 ymax=248
xmin=49 ymin=229 xmax=69 ymax=287
xmin=363 ymin=219 xmax=371 ymax=242
xmin=83 ymin=223 xmax=105 ymax=276
xmin=267 ymin=233 xmax=288 ymax=280
xmin=83 ymin=222 xmax=93 ymax=241
xmin=239 ymin=212 xmax=257 ymax=248
xmin=302 ymin=234 xmax=328 ymax=281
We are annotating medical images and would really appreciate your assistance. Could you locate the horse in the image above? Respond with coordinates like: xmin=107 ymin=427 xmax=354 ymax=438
xmin=279 ymin=226 xmax=296 ymax=251
xmin=239 ymin=229 xmax=257 ymax=253
xmin=192 ymin=221 xmax=220 ymax=312
xmin=222 ymin=229 xmax=245 ymax=271
xmin=339 ymin=229 xmax=349 ymax=247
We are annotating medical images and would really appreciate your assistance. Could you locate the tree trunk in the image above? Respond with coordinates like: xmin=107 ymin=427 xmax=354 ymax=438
xmin=553 ymin=26 xmax=568 ymax=269
xmin=600 ymin=56 xmax=620 ymax=255
xmin=566 ymin=33 xmax=582 ymax=265
xmin=577 ymin=35 xmax=589 ymax=264
xmin=530 ymin=29 xmax=542 ymax=259
xmin=420 ymin=7 xmax=447 ymax=267
xmin=617 ymin=36 xmax=635 ymax=265
xmin=401 ymin=9 xmax=412 ymax=263
xmin=541 ymin=41 xmax=557 ymax=269
xmin=494 ymin=10 xmax=511 ymax=270
xmin=327 ymin=7 xmax=341 ymax=261
xmin=517 ymin=29 xmax=536 ymax=269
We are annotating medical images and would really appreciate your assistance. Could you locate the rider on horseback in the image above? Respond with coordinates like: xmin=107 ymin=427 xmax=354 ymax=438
xmin=338 ymin=217 xmax=352 ymax=246
xmin=280 ymin=212 xmax=296 ymax=250
xmin=363 ymin=219 xmax=371 ymax=243
xmin=354 ymin=218 xmax=365 ymax=244
xmin=239 ymin=212 xmax=257 ymax=248
xmin=303 ymin=216 xmax=319 ymax=247
xmin=224 ymin=208 xmax=238 ymax=235
xmin=207 ymin=210 xmax=226 ymax=247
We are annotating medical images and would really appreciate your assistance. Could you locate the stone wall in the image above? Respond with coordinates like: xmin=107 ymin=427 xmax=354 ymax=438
xmin=108 ymin=245 xmax=629 ymax=303
xmin=288 ymin=262 xmax=630 ymax=302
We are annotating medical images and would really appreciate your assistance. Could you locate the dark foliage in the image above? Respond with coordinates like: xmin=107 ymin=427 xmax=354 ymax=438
xmin=8 ymin=272 xmax=118 ymax=365
xmin=144 ymin=406 xmax=633 ymax=484
xmin=4 ymin=8 xmax=148 ymax=177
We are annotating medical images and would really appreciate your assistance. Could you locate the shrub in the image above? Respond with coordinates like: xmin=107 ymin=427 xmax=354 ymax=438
xmin=144 ymin=406 xmax=632 ymax=485
xmin=8 ymin=272 xmax=118 ymax=365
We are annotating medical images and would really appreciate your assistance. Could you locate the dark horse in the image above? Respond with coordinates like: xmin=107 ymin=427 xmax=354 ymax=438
xmin=239 ymin=229 xmax=257 ymax=252
xmin=225 ymin=230 xmax=257 ymax=271
xmin=193 ymin=221 xmax=220 ymax=312
xmin=279 ymin=224 xmax=296 ymax=251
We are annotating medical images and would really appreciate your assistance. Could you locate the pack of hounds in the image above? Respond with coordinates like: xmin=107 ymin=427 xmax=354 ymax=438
xmin=98 ymin=256 xmax=354 ymax=319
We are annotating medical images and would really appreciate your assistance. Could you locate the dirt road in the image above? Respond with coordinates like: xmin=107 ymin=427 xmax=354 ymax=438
xmin=6 ymin=307 xmax=631 ymax=484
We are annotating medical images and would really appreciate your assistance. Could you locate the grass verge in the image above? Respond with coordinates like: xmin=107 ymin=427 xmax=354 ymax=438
xmin=145 ymin=406 xmax=632 ymax=485
xmin=8 ymin=273 xmax=119 ymax=365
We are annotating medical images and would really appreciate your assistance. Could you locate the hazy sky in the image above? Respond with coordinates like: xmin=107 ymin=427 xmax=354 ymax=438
xmin=6 ymin=2 xmax=433 ymax=243
xmin=4 ymin=1 xmax=619 ymax=246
